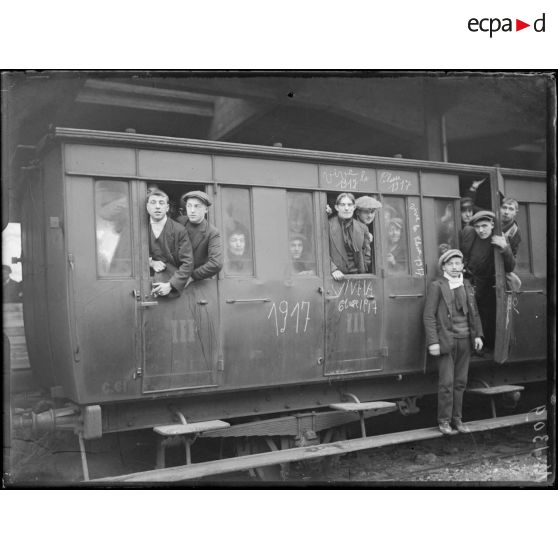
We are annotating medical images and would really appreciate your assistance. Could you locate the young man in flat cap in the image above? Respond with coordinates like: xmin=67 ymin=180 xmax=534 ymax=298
xmin=147 ymin=188 xmax=194 ymax=297
xmin=460 ymin=210 xmax=516 ymax=350
xmin=355 ymin=195 xmax=382 ymax=273
xmin=423 ymin=249 xmax=483 ymax=435
xmin=177 ymin=190 xmax=223 ymax=284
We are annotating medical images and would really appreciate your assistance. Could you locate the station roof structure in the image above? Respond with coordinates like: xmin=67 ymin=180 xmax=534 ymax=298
xmin=2 ymin=71 xmax=552 ymax=223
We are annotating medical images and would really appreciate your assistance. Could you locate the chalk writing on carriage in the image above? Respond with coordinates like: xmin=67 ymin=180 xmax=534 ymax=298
xmin=330 ymin=278 xmax=378 ymax=315
xmin=267 ymin=300 xmax=311 ymax=336
xmin=409 ymin=201 xmax=424 ymax=277
xmin=321 ymin=167 xmax=371 ymax=190
xmin=379 ymin=171 xmax=412 ymax=193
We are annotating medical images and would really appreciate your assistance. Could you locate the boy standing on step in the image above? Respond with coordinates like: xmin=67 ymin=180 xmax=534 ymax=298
xmin=423 ymin=249 xmax=484 ymax=435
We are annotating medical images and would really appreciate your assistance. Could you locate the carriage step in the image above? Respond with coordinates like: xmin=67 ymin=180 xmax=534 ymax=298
xmin=467 ymin=385 xmax=524 ymax=396
xmin=467 ymin=385 xmax=524 ymax=418
xmin=154 ymin=420 xmax=230 ymax=437
xmin=329 ymin=401 xmax=396 ymax=438
xmin=329 ymin=401 xmax=396 ymax=412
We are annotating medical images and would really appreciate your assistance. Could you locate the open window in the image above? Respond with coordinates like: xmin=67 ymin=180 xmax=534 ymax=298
xmin=325 ymin=191 xmax=379 ymax=275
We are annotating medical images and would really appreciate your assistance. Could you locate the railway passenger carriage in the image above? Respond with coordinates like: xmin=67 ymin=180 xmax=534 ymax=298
xmin=11 ymin=127 xmax=547 ymax=477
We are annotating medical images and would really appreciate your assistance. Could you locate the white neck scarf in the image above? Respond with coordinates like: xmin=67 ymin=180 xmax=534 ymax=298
xmin=443 ymin=271 xmax=464 ymax=290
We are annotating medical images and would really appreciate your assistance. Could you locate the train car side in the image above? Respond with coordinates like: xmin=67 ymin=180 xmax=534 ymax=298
xmin=15 ymin=128 xmax=547 ymax=442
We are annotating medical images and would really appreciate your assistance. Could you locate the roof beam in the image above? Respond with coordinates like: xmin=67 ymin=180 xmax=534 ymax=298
xmin=209 ymin=97 xmax=271 ymax=140
xmin=76 ymin=79 xmax=215 ymax=117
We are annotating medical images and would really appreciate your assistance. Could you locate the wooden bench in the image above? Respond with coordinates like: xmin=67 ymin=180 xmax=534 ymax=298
xmin=467 ymin=385 xmax=524 ymax=418
xmin=330 ymin=395 xmax=396 ymax=437
xmin=154 ymin=414 xmax=229 ymax=468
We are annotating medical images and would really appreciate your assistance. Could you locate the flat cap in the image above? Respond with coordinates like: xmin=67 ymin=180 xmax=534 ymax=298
xmin=469 ymin=210 xmax=495 ymax=225
xmin=439 ymin=248 xmax=463 ymax=269
xmin=355 ymin=196 xmax=382 ymax=210
xmin=460 ymin=197 xmax=475 ymax=208
xmin=181 ymin=190 xmax=212 ymax=206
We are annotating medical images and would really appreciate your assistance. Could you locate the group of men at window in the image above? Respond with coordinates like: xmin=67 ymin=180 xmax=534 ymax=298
xmin=328 ymin=192 xmax=408 ymax=280
xmin=94 ymin=182 xmax=523 ymax=349
xmin=328 ymin=186 xmax=522 ymax=353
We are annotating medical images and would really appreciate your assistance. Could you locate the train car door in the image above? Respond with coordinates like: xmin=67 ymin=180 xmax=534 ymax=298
xmin=497 ymin=171 xmax=547 ymax=363
xmin=320 ymin=166 xmax=385 ymax=376
xmin=218 ymin=185 xmax=325 ymax=387
xmin=65 ymin=177 xmax=142 ymax=401
xmin=139 ymin=186 xmax=220 ymax=393
xmin=379 ymin=170 xmax=426 ymax=374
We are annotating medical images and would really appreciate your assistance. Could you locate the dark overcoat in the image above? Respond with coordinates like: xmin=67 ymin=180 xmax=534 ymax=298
xmin=423 ymin=276 xmax=483 ymax=355
xmin=177 ymin=217 xmax=223 ymax=281
xmin=328 ymin=217 xmax=371 ymax=274
xmin=150 ymin=218 xmax=194 ymax=294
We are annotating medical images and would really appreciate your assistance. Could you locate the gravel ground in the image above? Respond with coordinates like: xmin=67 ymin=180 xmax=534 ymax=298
xmin=286 ymin=423 xmax=550 ymax=485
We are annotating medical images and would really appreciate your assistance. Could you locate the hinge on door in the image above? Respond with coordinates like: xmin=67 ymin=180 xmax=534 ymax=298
xmin=380 ymin=346 xmax=389 ymax=357
xmin=133 ymin=368 xmax=143 ymax=379
xmin=217 ymin=358 xmax=224 ymax=371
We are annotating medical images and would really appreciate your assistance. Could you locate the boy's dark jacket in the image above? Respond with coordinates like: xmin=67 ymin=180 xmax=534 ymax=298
xmin=423 ymin=276 xmax=483 ymax=354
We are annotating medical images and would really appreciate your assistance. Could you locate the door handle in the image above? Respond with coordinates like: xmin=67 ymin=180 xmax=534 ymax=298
xmin=225 ymin=298 xmax=271 ymax=303
xmin=388 ymin=293 xmax=424 ymax=299
xmin=139 ymin=301 xmax=158 ymax=307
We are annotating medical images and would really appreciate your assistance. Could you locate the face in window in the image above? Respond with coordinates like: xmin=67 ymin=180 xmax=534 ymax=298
xmin=356 ymin=208 xmax=377 ymax=226
xmin=146 ymin=194 xmax=169 ymax=222
xmin=186 ymin=198 xmax=208 ymax=224
xmin=388 ymin=220 xmax=402 ymax=244
xmin=289 ymin=238 xmax=304 ymax=260
xmin=473 ymin=219 xmax=494 ymax=240
xmin=228 ymin=233 xmax=246 ymax=257
xmin=461 ymin=207 xmax=474 ymax=225
xmin=500 ymin=201 xmax=518 ymax=225
xmin=335 ymin=194 xmax=356 ymax=220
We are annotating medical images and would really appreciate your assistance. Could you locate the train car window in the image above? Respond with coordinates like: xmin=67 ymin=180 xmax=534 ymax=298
xmin=325 ymin=192 xmax=378 ymax=275
xmin=222 ymin=187 xmax=254 ymax=276
xmin=383 ymin=196 xmax=409 ymax=275
xmin=515 ymin=203 xmax=531 ymax=273
xmin=434 ymin=199 xmax=457 ymax=254
xmin=94 ymin=180 xmax=132 ymax=277
xmin=287 ymin=191 xmax=317 ymax=276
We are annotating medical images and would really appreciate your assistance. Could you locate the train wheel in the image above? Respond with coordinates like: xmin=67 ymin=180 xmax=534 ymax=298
xmin=252 ymin=436 xmax=289 ymax=481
